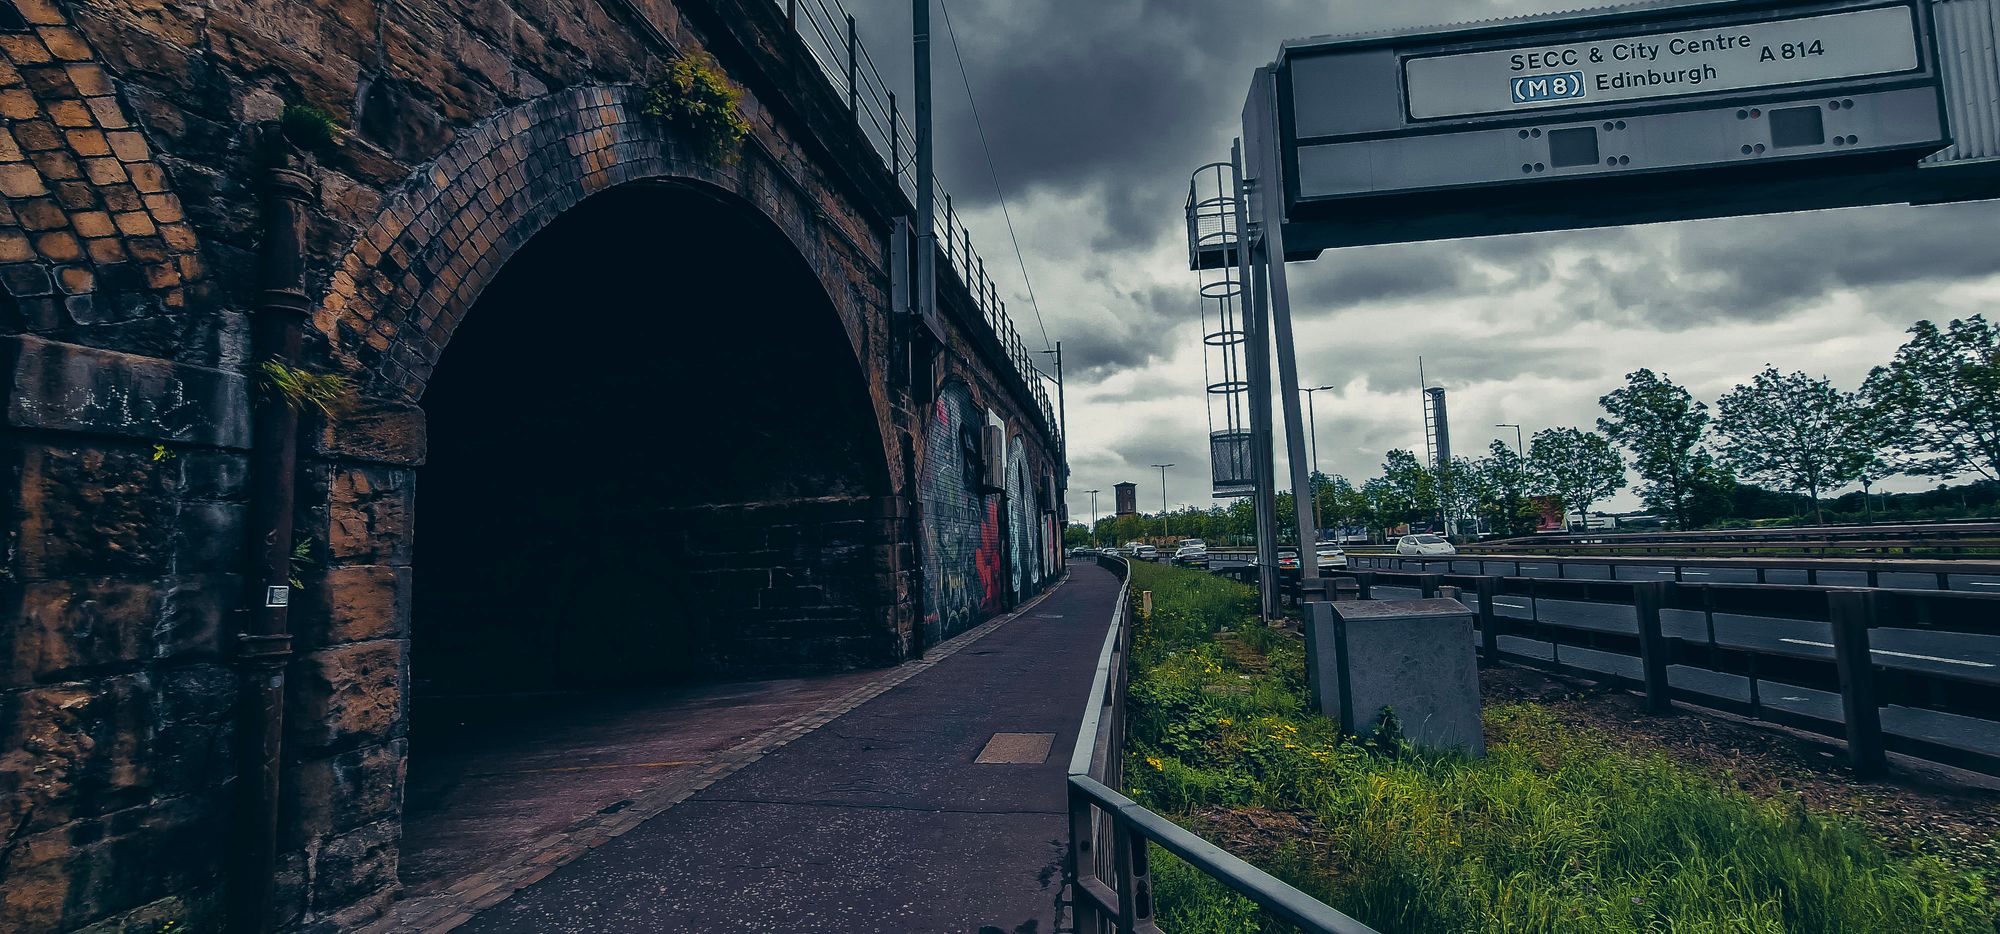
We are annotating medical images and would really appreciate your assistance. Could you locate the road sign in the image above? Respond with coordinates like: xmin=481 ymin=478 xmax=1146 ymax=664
xmin=1270 ymin=0 xmax=1958 ymax=252
xmin=1403 ymin=6 xmax=1922 ymax=119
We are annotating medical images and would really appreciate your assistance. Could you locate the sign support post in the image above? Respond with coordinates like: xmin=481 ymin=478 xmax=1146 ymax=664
xmin=1246 ymin=65 xmax=1323 ymax=597
xmin=1232 ymin=140 xmax=1282 ymax=620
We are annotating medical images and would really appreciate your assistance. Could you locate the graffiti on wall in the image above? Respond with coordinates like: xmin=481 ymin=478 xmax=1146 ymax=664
xmin=921 ymin=382 xmax=1005 ymax=643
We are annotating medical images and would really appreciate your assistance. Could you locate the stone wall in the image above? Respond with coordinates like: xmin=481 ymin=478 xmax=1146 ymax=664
xmin=0 ymin=0 xmax=1062 ymax=930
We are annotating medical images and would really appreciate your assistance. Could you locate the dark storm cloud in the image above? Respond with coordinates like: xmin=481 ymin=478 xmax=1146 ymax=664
xmin=850 ymin=0 xmax=1517 ymax=252
xmin=1060 ymin=280 xmax=1193 ymax=381
xmin=1318 ymin=336 xmax=1615 ymax=396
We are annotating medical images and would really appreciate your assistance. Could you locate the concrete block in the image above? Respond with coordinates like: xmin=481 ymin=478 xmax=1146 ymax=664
xmin=1305 ymin=598 xmax=1484 ymax=756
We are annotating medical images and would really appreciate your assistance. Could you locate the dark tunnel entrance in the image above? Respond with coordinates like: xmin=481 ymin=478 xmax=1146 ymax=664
xmin=400 ymin=181 xmax=898 ymax=886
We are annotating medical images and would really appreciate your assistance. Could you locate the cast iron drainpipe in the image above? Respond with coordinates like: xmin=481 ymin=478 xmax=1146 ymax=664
xmin=230 ymin=127 xmax=315 ymax=934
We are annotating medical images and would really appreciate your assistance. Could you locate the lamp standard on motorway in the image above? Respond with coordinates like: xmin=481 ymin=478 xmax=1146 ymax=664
xmin=1495 ymin=423 xmax=1525 ymax=460
xmin=1301 ymin=384 xmax=1334 ymax=537
xmin=1034 ymin=344 xmax=1067 ymax=473
xmin=1150 ymin=464 xmax=1175 ymax=540
xmin=1084 ymin=489 xmax=1101 ymax=547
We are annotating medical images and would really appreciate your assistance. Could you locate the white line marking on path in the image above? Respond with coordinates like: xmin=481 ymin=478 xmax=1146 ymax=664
xmin=1777 ymin=638 xmax=1994 ymax=668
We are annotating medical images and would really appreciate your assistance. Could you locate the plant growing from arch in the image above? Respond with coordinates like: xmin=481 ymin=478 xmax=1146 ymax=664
xmin=1527 ymin=427 xmax=1627 ymax=530
xmin=643 ymin=54 xmax=752 ymax=162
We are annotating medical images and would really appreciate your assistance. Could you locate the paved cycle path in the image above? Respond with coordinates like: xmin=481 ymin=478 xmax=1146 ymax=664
xmin=457 ymin=563 xmax=1122 ymax=933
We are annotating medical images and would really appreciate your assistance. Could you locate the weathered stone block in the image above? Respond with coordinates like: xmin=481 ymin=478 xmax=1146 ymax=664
xmin=321 ymin=466 xmax=415 ymax=565
xmin=301 ymin=565 xmax=410 ymax=648
xmin=312 ymin=396 xmax=427 ymax=466
xmin=1307 ymin=599 xmax=1485 ymax=756
xmin=155 ymin=573 xmax=237 ymax=661
xmin=310 ymin=818 xmax=400 ymax=918
xmin=281 ymin=739 xmax=405 ymax=849
xmin=287 ymin=640 xmax=404 ymax=752
xmin=2 ymin=335 xmax=250 ymax=448
xmin=1 ymin=578 xmax=160 ymax=687
xmin=166 ymin=500 xmax=244 ymax=574
xmin=0 ymin=674 xmax=157 ymax=835
xmin=10 ymin=442 xmax=178 ymax=579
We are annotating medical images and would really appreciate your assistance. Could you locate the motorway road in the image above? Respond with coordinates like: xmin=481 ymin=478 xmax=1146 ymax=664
xmin=1381 ymin=556 xmax=2000 ymax=591
xmin=1370 ymin=582 xmax=2000 ymax=762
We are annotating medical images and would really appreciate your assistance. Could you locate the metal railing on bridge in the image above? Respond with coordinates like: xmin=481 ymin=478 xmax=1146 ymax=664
xmin=1466 ymin=522 xmax=2000 ymax=557
xmin=1325 ymin=567 xmax=2000 ymax=778
xmin=1352 ymin=553 xmax=2000 ymax=592
xmin=1066 ymin=552 xmax=1378 ymax=934
xmin=771 ymin=0 xmax=1060 ymax=442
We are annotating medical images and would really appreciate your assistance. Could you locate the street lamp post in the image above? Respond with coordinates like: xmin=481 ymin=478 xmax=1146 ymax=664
xmin=1150 ymin=464 xmax=1174 ymax=539
xmin=1493 ymin=424 xmax=1526 ymax=537
xmin=1085 ymin=489 xmax=1101 ymax=547
xmin=1301 ymin=384 xmax=1333 ymax=538
xmin=1035 ymin=344 xmax=1067 ymax=474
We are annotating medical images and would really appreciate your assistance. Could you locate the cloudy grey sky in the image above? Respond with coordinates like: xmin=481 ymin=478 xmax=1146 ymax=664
xmin=844 ymin=0 xmax=2000 ymax=517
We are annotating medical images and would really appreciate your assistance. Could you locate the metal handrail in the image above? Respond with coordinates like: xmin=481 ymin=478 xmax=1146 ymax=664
xmin=764 ymin=0 xmax=1061 ymax=444
xmin=1351 ymin=553 xmax=2000 ymax=590
xmin=1065 ymin=553 xmax=1380 ymax=933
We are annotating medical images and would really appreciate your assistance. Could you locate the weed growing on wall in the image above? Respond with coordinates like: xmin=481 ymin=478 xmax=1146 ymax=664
xmin=1122 ymin=561 xmax=1997 ymax=933
xmin=256 ymin=360 xmax=354 ymax=419
xmin=280 ymin=103 xmax=340 ymax=153
xmin=643 ymin=55 xmax=752 ymax=162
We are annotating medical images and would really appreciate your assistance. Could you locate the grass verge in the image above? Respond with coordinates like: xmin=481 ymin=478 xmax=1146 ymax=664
xmin=1122 ymin=560 xmax=1997 ymax=933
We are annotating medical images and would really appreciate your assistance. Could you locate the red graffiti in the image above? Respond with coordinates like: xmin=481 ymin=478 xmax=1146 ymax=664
xmin=974 ymin=498 xmax=1005 ymax=613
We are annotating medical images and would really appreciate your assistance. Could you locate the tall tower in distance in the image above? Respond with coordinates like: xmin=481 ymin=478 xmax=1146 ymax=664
xmin=1114 ymin=482 xmax=1138 ymax=517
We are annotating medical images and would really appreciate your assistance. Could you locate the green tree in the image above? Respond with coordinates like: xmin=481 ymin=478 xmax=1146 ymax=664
xmin=1361 ymin=476 xmax=1402 ymax=539
xmin=1438 ymin=456 xmax=1481 ymax=537
xmin=1063 ymin=523 xmax=1089 ymax=548
xmin=1527 ymin=427 xmax=1628 ymax=530
xmin=1380 ymin=449 xmax=1437 ymax=529
xmin=1863 ymin=316 xmax=2000 ymax=482
xmin=1597 ymin=368 xmax=1723 ymax=529
xmin=1471 ymin=439 xmax=1538 ymax=537
xmin=1681 ymin=459 xmax=1738 ymax=528
xmin=1319 ymin=474 xmax=1372 ymax=540
xmin=1715 ymin=367 xmax=1871 ymax=526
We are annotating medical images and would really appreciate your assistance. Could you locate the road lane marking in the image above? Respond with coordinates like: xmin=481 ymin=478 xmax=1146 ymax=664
xmin=1969 ymin=582 xmax=2000 ymax=588
xmin=1777 ymin=638 xmax=1994 ymax=668
xmin=1683 ymin=571 xmax=1711 ymax=576
xmin=1495 ymin=600 xmax=1529 ymax=608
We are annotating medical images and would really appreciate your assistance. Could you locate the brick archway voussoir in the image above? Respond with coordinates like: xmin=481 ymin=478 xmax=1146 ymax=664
xmin=314 ymin=85 xmax=845 ymax=402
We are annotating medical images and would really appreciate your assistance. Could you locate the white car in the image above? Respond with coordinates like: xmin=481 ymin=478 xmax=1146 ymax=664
xmin=1124 ymin=542 xmax=1145 ymax=555
xmin=1396 ymin=533 xmax=1457 ymax=556
xmin=1315 ymin=543 xmax=1347 ymax=569
xmin=1134 ymin=544 xmax=1158 ymax=560
xmin=1172 ymin=543 xmax=1208 ymax=566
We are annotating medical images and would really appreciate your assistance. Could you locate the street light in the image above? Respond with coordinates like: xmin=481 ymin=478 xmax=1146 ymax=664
xmin=1494 ymin=423 xmax=1524 ymax=460
xmin=1301 ymin=384 xmax=1334 ymax=537
xmin=1084 ymin=489 xmax=1101 ymax=547
xmin=1149 ymin=464 xmax=1174 ymax=539
xmin=1034 ymin=344 xmax=1067 ymax=477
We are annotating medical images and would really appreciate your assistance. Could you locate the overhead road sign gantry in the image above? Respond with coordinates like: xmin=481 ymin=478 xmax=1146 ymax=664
xmin=1263 ymin=0 xmax=1966 ymax=257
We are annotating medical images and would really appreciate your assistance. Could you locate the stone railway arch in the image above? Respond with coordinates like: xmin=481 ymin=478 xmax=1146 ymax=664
xmin=0 ymin=1 xmax=1065 ymax=930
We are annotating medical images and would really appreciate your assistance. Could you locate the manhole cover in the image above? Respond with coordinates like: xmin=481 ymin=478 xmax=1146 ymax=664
xmin=975 ymin=732 xmax=1055 ymax=764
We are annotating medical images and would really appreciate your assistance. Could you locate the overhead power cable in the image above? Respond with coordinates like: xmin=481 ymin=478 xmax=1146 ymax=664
xmin=935 ymin=0 xmax=1053 ymax=352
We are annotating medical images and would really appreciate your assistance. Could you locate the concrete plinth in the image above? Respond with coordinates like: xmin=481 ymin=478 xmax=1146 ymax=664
xmin=1304 ymin=598 xmax=1485 ymax=756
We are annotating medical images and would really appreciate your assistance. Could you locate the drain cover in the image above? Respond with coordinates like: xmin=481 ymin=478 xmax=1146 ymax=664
xmin=975 ymin=732 xmax=1055 ymax=764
